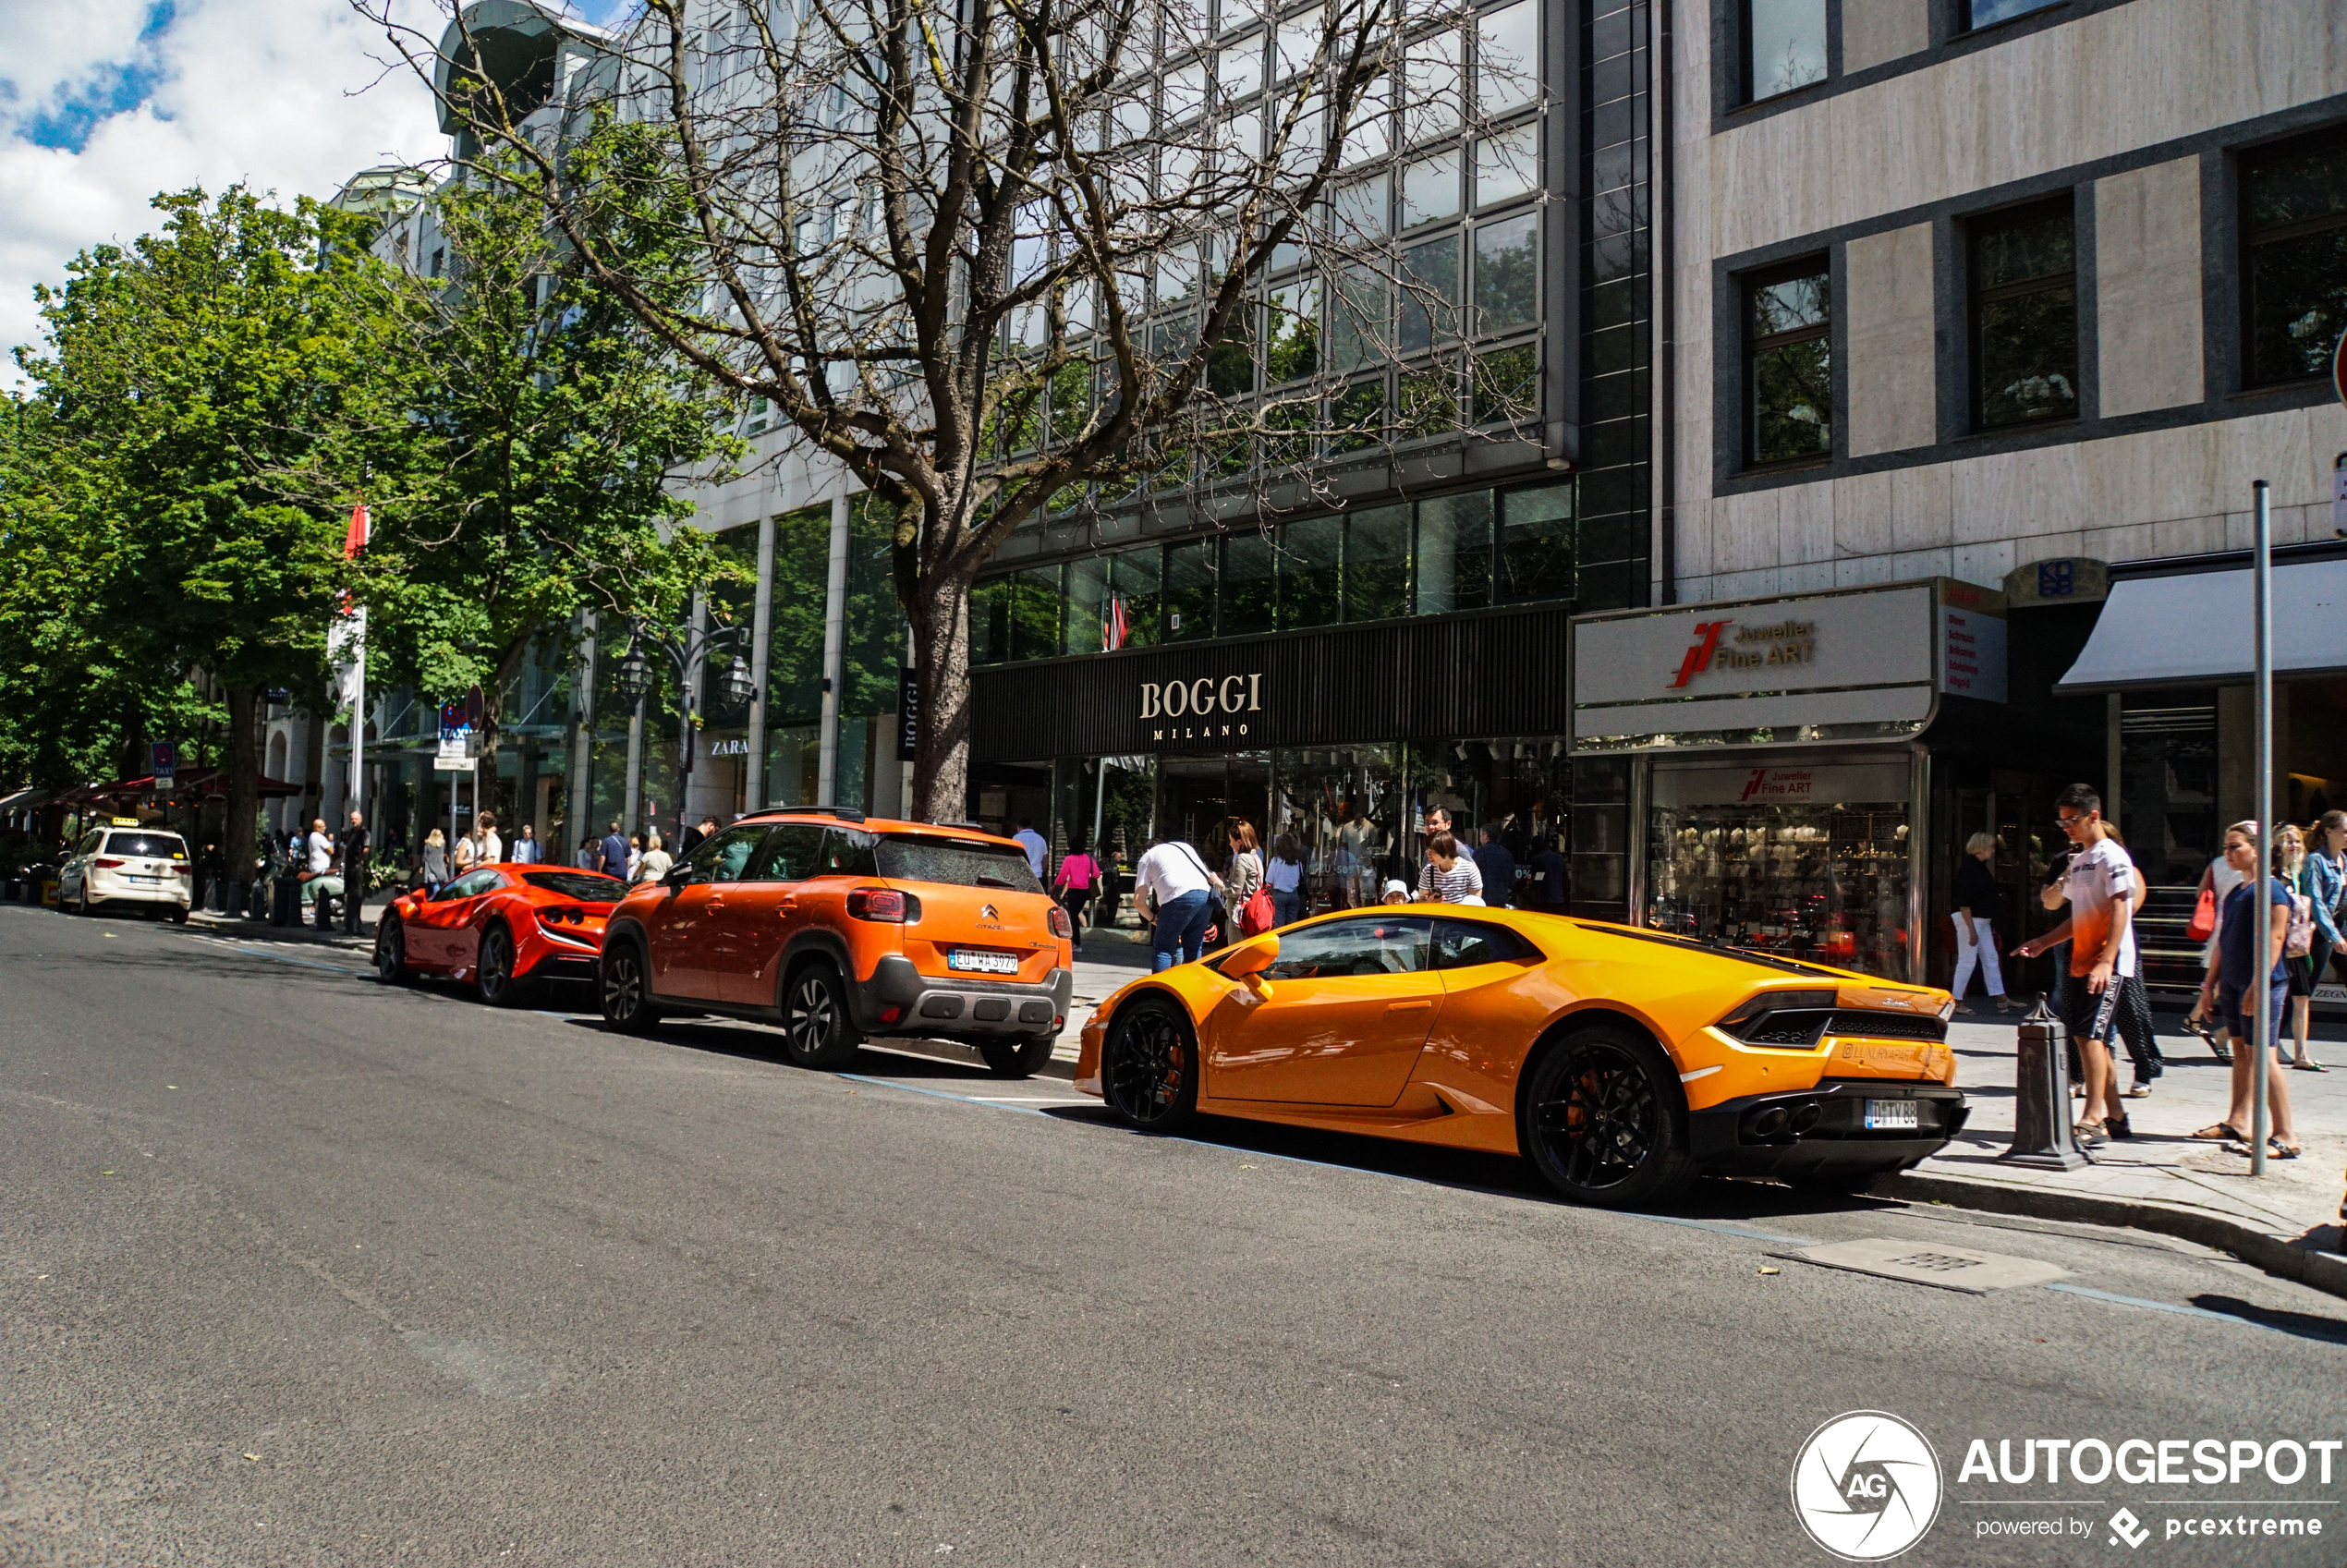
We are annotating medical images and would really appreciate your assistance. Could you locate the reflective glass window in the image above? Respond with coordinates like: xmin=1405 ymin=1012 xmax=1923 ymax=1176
xmin=1745 ymin=261 xmax=1830 ymax=466
xmin=1746 ymin=0 xmax=1826 ymax=103
xmin=1969 ymin=200 xmax=2078 ymax=429
xmin=1415 ymin=489 xmax=1492 ymax=614
xmin=2243 ymin=128 xmax=2347 ymax=387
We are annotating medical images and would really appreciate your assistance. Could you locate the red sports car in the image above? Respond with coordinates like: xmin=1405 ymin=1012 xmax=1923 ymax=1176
xmin=373 ymin=864 xmax=628 ymax=1004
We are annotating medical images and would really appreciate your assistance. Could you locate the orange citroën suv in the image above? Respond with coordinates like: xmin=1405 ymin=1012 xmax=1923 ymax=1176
xmin=598 ymin=809 xmax=1075 ymax=1076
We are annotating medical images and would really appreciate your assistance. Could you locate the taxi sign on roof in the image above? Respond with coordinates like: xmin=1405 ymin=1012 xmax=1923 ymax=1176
xmin=111 ymin=816 xmax=141 ymax=826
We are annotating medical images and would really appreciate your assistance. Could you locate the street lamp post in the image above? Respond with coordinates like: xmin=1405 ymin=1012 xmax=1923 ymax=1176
xmin=610 ymin=614 xmax=755 ymax=847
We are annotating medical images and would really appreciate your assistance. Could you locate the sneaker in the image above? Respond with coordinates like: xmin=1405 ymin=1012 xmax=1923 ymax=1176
xmin=2124 ymin=1081 xmax=2152 ymax=1099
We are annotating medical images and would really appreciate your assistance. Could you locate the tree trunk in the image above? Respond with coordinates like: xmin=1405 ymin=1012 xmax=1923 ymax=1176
xmin=225 ymin=685 xmax=261 ymax=894
xmin=909 ymin=572 xmax=974 ymax=824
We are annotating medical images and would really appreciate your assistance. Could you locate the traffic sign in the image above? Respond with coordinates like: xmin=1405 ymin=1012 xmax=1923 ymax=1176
xmin=152 ymin=740 xmax=176 ymax=795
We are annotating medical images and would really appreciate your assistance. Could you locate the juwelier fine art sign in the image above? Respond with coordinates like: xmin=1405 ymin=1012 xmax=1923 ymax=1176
xmin=1571 ymin=578 xmax=2006 ymax=753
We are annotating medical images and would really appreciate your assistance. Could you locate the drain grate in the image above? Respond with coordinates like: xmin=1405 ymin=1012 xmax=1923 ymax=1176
xmin=1777 ymin=1237 xmax=2071 ymax=1295
xmin=1885 ymin=1252 xmax=1986 ymax=1273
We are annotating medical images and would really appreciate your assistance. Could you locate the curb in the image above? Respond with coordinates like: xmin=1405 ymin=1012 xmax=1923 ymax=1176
xmin=867 ymin=1036 xmax=1081 ymax=1083
xmin=1877 ymin=1170 xmax=2347 ymax=1301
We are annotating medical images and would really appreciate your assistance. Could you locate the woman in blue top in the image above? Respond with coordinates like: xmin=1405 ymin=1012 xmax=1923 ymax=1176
xmin=2195 ymin=821 xmax=2298 ymax=1158
xmin=2294 ymin=810 xmax=2345 ymax=1072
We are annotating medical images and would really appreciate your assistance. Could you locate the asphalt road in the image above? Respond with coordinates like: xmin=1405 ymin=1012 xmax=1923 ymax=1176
xmin=5 ymin=904 xmax=2344 ymax=1568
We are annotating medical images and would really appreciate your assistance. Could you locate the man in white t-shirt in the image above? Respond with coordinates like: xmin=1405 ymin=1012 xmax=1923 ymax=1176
xmin=475 ymin=811 xmax=504 ymax=866
xmin=2033 ymin=784 xmax=2137 ymax=1143
xmin=1135 ymin=836 xmax=1216 ymax=971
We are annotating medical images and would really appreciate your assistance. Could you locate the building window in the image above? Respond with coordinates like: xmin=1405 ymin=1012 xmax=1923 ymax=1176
xmin=2242 ymin=127 xmax=2347 ymax=388
xmin=1969 ymin=199 xmax=2078 ymax=429
xmin=1745 ymin=0 xmax=1826 ymax=104
xmin=1744 ymin=261 xmax=1831 ymax=467
xmin=1965 ymin=0 xmax=2065 ymax=28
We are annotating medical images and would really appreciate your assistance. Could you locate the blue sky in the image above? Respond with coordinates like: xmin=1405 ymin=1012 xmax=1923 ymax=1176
xmin=0 ymin=0 xmax=446 ymax=381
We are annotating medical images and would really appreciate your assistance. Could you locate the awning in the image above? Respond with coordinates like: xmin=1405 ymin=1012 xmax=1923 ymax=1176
xmin=2058 ymin=557 xmax=2347 ymax=692
xmin=0 ymin=787 xmax=50 ymax=812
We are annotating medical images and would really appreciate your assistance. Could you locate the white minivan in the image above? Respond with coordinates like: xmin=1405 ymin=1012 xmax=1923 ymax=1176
xmin=59 ymin=823 xmax=193 ymax=920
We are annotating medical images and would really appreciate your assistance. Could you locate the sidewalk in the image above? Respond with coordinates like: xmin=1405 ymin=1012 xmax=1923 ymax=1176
xmin=1887 ymin=1011 xmax=2347 ymax=1296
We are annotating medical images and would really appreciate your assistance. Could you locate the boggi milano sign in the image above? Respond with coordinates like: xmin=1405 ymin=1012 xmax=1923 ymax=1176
xmin=1138 ymin=672 xmax=1265 ymax=744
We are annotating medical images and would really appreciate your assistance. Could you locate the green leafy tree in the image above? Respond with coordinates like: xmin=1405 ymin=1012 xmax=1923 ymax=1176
xmin=4 ymin=187 xmax=421 ymax=881
xmin=360 ymin=153 xmax=742 ymax=781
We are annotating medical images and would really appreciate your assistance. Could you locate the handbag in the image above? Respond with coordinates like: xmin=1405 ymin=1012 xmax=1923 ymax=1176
xmin=2185 ymin=882 xmax=2217 ymax=943
xmin=1238 ymin=886 xmax=1276 ymax=937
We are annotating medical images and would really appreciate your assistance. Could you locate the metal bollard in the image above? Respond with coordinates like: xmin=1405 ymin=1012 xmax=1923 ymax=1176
xmin=2001 ymin=997 xmax=2089 ymax=1169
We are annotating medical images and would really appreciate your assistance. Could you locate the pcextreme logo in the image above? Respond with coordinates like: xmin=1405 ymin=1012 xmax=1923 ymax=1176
xmin=1792 ymin=1411 xmax=1944 ymax=1562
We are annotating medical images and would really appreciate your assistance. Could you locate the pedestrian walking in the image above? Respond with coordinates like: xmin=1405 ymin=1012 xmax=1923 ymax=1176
xmin=1013 ymin=817 xmax=1049 ymax=880
xmin=1417 ymin=832 xmax=1484 ymax=905
xmin=598 ymin=820 xmax=629 ymax=881
xmin=2019 ymin=784 xmax=2137 ymax=1146
xmin=475 ymin=811 xmax=504 ymax=866
xmin=420 ymin=829 xmax=450 ymax=895
xmin=2276 ymin=823 xmax=2328 ymax=1072
xmin=1950 ymin=832 xmax=2015 ymax=1014
xmin=1265 ymin=833 xmax=1306 ymax=929
xmin=1471 ymin=824 xmax=1516 ymax=909
xmin=338 ymin=809 xmax=370 ymax=935
xmin=450 ymin=825 xmax=478 ymax=876
xmin=680 ymin=815 xmax=719 ymax=857
xmin=1052 ymin=834 xmax=1102 ymax=952
xmin=2302 ymin=809 xmax=2346 ymax=1070
xmin=2190 ymin=821 xmax=2300 ymax=1159
xmin=1135 ymin=834 xmax=1215 ymax=972
xmin=1222 ymin=820 xmax=1268 ymax=944
xmin=511 ymin=823 xmax=542 ymax=864
xmin=626 ymin=833 xmax=644 ymax=882
xmin=1381 ymin=878 xmax=1412 ymax=906
xmin=635 ymin=831 xmax=673 ymax=886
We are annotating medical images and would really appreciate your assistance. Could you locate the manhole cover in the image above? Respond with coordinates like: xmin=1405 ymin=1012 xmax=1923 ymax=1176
xmin=1777 ymin=1237 xmax=2070 ymax=1294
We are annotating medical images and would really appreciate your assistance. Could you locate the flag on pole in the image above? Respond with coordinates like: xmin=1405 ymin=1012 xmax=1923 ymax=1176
xmin=327 ymin=502 xmax=369 ymax=709
xmin=1102 ymin=592 xmax=1129 ymax=651
xmin=328 ymin=499 xmax=370 ymax=821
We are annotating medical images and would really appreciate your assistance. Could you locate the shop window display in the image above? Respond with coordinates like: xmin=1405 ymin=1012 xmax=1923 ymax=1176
xmin=1647 ymin=788 xmax=1915 ymax=982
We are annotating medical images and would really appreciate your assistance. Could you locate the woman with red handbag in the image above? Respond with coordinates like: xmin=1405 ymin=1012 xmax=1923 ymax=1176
xmin=1224 ymin=820 xmax=1273 ymax=941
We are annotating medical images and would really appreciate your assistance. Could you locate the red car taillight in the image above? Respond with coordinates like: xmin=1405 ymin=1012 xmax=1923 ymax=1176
xmin=1047 ymin=905 xmax=1073 ymax=940
xmin=94 ymin=857 xmax=125 ymax=869
xmin=846 ymin=887 xmax=919 ymax=922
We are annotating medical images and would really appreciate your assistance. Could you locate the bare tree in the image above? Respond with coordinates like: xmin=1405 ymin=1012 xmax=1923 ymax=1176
xmin=361 ymin=0 xmax=1543 ymax=818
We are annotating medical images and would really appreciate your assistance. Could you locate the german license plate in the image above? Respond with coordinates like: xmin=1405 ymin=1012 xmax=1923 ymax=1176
xmin=129 ymin=874 xmax=161 ymax=884
xmin=947 ymin=949 xmax=1019 ymax=975
xmin=1865 ymin=1099 xmax=1920 ymax=1131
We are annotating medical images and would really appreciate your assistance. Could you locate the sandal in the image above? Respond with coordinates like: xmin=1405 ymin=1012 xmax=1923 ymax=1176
xmin=2269 ymin=1138 xmax=2301 ymax=1160
xmin=2292 ymin=1058 xmax=2328 ymax=1072
xmin=2073 ymin=1119 xmax=2108 ymax=1146
xmin=2190 ymin=1123 xmax=2248 ymax=1141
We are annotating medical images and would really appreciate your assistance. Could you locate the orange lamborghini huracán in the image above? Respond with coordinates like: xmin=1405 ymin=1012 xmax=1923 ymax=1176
xmin=1074 ymin=906 xmax=1964 ymax=1206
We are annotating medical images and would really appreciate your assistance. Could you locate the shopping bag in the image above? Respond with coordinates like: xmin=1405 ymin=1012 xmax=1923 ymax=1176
xmin=2184 ymin=883 xmax=2216 ymax=942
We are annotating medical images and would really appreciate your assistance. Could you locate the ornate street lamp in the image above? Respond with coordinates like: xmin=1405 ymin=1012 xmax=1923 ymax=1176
xmin=613 ymin=647 xmax=654 ymax=704
xmin=611 ymin=612 xmax=752 ymax=845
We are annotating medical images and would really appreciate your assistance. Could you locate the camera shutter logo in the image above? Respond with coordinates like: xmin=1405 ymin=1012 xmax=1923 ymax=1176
xmin=1790 ymin=1411 xmax=1942 ymax=1561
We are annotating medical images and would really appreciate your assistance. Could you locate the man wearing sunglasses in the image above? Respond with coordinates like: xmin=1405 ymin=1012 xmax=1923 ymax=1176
xmin=2024 ymin=784 xmax=2139 ymax=1144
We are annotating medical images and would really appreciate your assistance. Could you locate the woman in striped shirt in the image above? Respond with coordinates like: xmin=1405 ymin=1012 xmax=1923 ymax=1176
xmin=1417 ymin=832 xmax=1485 ymax=905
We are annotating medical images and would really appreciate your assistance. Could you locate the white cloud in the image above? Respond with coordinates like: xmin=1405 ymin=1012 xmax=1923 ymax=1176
xmin=0 ymin=0 xmax=447 ymax=384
